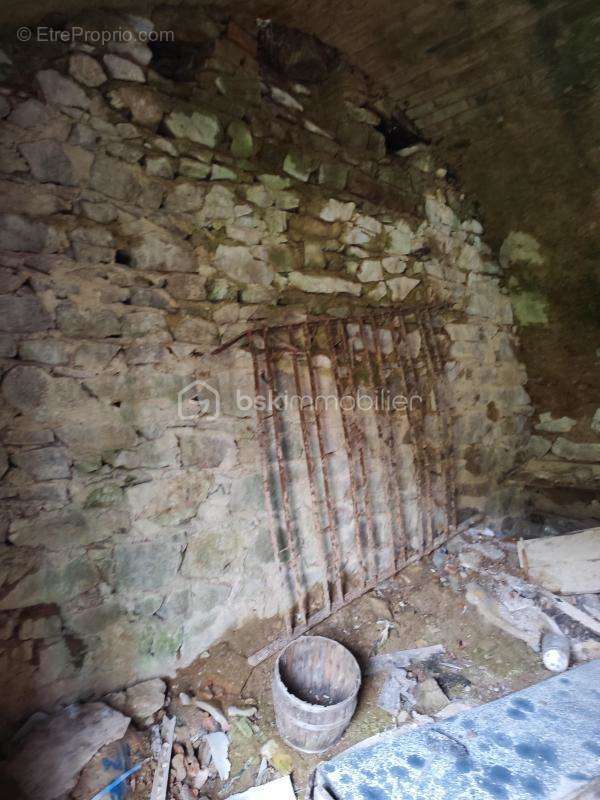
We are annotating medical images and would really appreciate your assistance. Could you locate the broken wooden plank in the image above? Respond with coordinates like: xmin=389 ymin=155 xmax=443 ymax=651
xmin=517 ymin=528 xmax=600 ymax=594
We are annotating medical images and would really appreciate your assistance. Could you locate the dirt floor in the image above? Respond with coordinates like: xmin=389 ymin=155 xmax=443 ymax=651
xmin=126 ymin=536 xmax=551 ymax=800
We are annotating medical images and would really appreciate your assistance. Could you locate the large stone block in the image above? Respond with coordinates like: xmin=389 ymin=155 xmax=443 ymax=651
xmin=125 ymin=471 xmax=212 ymax=522
xmin=108 ymin=432 xmax=179 ymax=469
xmin=69 ymin=53 xmax=107 ymax=87
xmin=11 ymin=447 xmax=71 ymax=480
xmin=9 ymin=702 xmax=130 ymax=800
xmin=387 ymin=275 xmax=420 ymax=301
xmin=179 ymin=430 xmax=236 ymax=468
xmin=165 ymin=182 xmax=206 ymax=213
xmin=116 ymin=545 xmax=173 ymax=597
xmin=552 ymin=437 xmax=600 ymax=463
xmin=105 ymin=677 xmax=165 ymax=724
xmin=0 ymin=548 xmax=98 ymax=609
xmin=56 ymin=304 xmax=122 ymax=338
xmin=0 ymin=295 xmax=51 ymax=333
xmin=8 ymin=506 xmax=130 ymax=550
xmin=109 ymin=85 xmax=164 ymax=127
xmin=166 ymin=273 xmax=207 ymax=301
xmin=288 ymin=271 xmax=361 ymax=296
xmin=90 ymin=155 xmax=140 ymax=203
xmin=19 ymin=139 xmax=94 ymax=186
xmin=214 ymin=245 xmax=274 ymax=286
xmin=196 ymin=185 xmax=236 ymax=222
xmin=128 ymin=227 xmax=196 ymax=273
xmin=122 ymin=309 xmax=168 ymax=337
xmin=0 ymin=213 xmax=67 ymax=253
xmin=103 ymin=54 xmax=145 ymax=83
xmin=36 ymin=69 xmax=90 ymax=109
xmin=165 ymin=111 xmax=220 ymax=147
xmin=169 ymin=315 xmax=218 ymax=347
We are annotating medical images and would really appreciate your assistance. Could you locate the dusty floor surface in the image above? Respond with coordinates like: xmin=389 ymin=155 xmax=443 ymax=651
xmin=127 ymin=537 xmax=550 ymax=800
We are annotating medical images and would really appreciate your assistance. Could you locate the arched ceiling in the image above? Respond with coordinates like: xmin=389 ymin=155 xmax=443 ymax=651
xmin=0 ymin=0 xmax=599 ymax=413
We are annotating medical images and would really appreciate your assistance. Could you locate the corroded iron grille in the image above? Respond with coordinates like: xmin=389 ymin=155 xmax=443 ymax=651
xmin=246 ymin=306 xmax=457 ymax=664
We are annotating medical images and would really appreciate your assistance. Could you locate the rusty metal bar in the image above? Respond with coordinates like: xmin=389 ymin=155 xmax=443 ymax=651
xmin=247 ymin=513 xmax=483 ymax=666
xmin=324 ymin=320 xmax=370 ymax=587
xmin=288 ymin=326 xmax=332 ymax=615
xmin=337 ymin=321 xmax=375 ymax=583
xmin=357 ymin=319 xmax=399 ymax=577
xmin=262 ymin=327 xmax=307 ymax=627
xmin=400 ymin=312 xmax=438 ymax=549
xmin=368 ymin=315 xmax=408 ymax=567
xmin=390 ymin=315 xmax=432 ymax=552
xmin=422 ymin=310 xmax=457 ymax=532
xmin=302 ymin=323 xmax=344 ymax=606
xmin=249 ymin=333 xmax=293 ymax=635
xmin=211 ymin=302 xmax=448 ymax=355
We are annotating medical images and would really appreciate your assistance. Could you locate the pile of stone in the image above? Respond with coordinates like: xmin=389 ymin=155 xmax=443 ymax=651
xmin=431 ymin=526 xmax=600 ymax=672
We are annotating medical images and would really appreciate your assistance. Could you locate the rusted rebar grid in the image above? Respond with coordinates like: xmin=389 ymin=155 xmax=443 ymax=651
xmin=368 ymin=314 xmax=408 ymax=567
xmin=302 ymin=323 xmax=344 ymax=606
xmin=211 ymin=302 xmax=449 ymax=356
xmin=249 ymin=335 xmax=293 ymax=635
xmin=288 ymin=326 xmax=332 ymax=615
xmin=357 ymin=319 xmax=400 ymax=577
xmin=262 ymin=327 xmax=307 ymax=627
xmin=423 ymin=310 xmax=457 ymax=532
xmin=337 ymin=321 xmax=376 ymax=583
xmin=390 ymin=316 xmax=432 ymax=552
xmin=247 ymin=512 xmax=483 ymax=666
xmin=324 ymin=320 xmax=371 ymax=586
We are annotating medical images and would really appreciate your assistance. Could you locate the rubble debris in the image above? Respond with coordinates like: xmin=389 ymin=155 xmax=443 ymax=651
xmin=71 ymin=732 xmax=144 ymax=800
xmin=105 ymin=678 xmax=167 ymax=725
xmin=88 ymin=761 xmax=144 ymax=800
xmin=367 ymin=644 xmax=444 ymax=674
xmin=518 ymin=528 xmax=600 ymax=594
xmin=541 ymin=631 xmax=570 ymax=672
xmin=228 ymin=775 xmax=296 ymax=800
xmin=542 ymin=591 xmax=600 ymax=637
xmin=150 ymin=715 xmax=175 ymax=800
xmin=261 ymin=739 xmax=293 ymax=775
xmin=9 ymin=702 xmax=130 ymax=800
xmin=577 ymin=594 xmax=600 ymax=622
xmin=195 ymin=698 xmax=230 ymax=731
xmin=414 ymin=677 xmax=449 ymax=715
xmin=434 ymin=701 xmax=474 ymax=719
xmin=227 ymin=704 xmax=258 ymax=717
xmin=465 ymin=581 xmax=543 ymax=650
xmin=377 ymin=668 xmax=417 ymax=715
xmin=172 ymin=752 xmax=187 ymax=782
xmin=206 ymin=731 xmax=231 ymax=780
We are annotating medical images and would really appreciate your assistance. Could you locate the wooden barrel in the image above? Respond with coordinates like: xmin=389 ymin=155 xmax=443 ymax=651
xmin=272 ymin=635 xmax=362 ymax=754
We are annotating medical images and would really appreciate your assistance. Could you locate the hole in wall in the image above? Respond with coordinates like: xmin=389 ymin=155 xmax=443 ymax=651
xmin=377 ymin=114 xmax=425 ymax=152
xmin=115 ymin=249 xmax=131 ymax=266
xmin=149 ymin=40 xmax=213 ymax=81
xmin=257 ymin=20 xmax=339 ymax=82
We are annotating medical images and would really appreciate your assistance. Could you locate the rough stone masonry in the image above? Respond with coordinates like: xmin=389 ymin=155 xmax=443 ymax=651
xmin=0 ymin=8 xmax=533 ymax=734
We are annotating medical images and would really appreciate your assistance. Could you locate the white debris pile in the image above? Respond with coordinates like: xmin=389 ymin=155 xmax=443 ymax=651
xmin=430 ymin=524 xmax=600 ymax=674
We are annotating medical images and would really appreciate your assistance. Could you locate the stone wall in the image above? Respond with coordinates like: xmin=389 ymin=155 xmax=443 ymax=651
xmin=208 ymin=0 xmax=600 ymax=526
xmin=0 ymin=8 xmax=531 ymax=734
